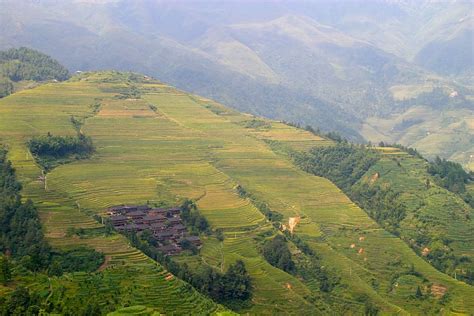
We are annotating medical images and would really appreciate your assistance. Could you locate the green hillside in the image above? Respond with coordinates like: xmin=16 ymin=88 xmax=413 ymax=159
xmin=0 ymin=71 xmax=473 ymax=314
xmin=295 ymin=144 xmax=474 ymax=284
xmin=0 ymin=47 xmax=70 ymax=98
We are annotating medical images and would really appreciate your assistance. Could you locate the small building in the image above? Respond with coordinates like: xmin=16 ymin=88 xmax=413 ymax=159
xmin=167 ymin=207 xmax=181 ymax=216
xmin=167 ymin=217 xmax=181 ymax=226
xmin=142 ymin=214 xmax=166 ymax=225
xmin=135 ymin=224 xmax=150 ymax=232
xmin=149 ymin=208 xmax=168 ymax=217
xmin=108 ymin=205 xmax=150 ymax=215
xmin=158 ymin=244 xmax=182 ymax=256
xmin=127 ymin=210 xmax=146 ymax=220
xmin=110 ymin=215 xmax=128 ymax=226
xmin=174 ymin=224 xmax=187 ymax=233
xmin=150 ymin=222 xmax=166 ymax=232
xmin=155 ymin=230 xmax=174 ymax=241
xmin=184 ymin=236 xmax=202 ymax=247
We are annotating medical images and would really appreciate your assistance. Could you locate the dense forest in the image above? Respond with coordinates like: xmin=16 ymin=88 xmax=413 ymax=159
xmin=0 ymin=47 xmax=70 ymax=97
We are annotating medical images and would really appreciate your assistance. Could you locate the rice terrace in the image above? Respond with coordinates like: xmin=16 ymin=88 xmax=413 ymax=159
xmin=0 ymin=69 xmax=472 ymax=315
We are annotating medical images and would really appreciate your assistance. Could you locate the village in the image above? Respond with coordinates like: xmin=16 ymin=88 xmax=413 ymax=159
xmin=107 ymin=205 xmax=202 ymax=255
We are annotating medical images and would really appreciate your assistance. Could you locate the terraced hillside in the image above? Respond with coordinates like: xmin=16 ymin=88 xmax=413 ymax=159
xmin=354 ymin=149 xmax=474 ymax=279
xmin=0 ymin=71 xmax=473 ymax=314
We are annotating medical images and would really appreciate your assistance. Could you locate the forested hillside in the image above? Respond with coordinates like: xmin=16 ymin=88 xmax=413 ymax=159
xmin=0 ymin=47 xmax=69 ymax=97
xmin=294 ymin=143 xmax=474 ymax=285
xmin=0 ymin=71 xmax=473 ymax=314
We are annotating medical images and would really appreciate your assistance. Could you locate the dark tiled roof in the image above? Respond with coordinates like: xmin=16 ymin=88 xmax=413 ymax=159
xmin=128 ymin=211 xmax=146 ymax=217
xmin=110 ymin=215 xmax=128 ymax=221
xmin=185 ymin=236 xmax=201 ymax=241
xmin=143 ymin=215 xmax=166 ymax=221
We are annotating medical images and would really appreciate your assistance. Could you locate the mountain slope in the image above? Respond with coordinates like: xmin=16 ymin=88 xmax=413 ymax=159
xmin=0 ymin=71 xmax=473 ymax=314
xmin=1 ymin=0 xmax=472 ymax=167
xmin=0 ymin=47 xmax=69 ymax=97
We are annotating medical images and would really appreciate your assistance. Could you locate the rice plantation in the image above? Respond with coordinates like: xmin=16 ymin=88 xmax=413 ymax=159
xmin=0 ymin=71 xmax=472 ymax=314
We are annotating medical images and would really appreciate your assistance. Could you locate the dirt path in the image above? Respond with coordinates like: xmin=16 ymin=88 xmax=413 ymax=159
xmin=98 ymin=255 xmax=112 ymax=272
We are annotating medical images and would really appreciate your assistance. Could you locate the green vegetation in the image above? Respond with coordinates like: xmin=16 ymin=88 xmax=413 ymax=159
xmin=262 ymin=235 xmax=295 ymax=273
xmin=28 ymin=133 xmax=94 ymax=171
xmin=125 ymin=231 xmax=252 ymax=310
xmin=428 ymin=157 xmax=474 ymax=207
xmin=236 ymin=185 xmax=283 ymax=222
xmin=181 ymin=199 xmax=211 ymax=234
xmin=0 ymin=71 xmax=473 ymax=314
xmin=295 ymin=143 xmax=379 ymax=191
xmin=295 ymin=143 xmax=474 ymax=285
xmin=49 ymin=247 xmax=105 ymax=276
xmin=0 ymin=146 xmax=223 ymax=314
xmin=0 ymin=47 xmax=69 ymax=97
xmin=0 ymin=148 xmax=51 ymax=271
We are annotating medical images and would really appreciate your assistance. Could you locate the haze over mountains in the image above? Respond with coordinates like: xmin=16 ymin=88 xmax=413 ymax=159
xmin=0 ymin=0 xmax=473 ymax=168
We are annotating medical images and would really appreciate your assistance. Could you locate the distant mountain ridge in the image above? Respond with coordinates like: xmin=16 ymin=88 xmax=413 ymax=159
xmin=0 ymin=0 xmax=472 ymax=168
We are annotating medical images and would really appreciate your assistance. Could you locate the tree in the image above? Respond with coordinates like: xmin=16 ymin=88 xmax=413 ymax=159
xmin=1 ymin=255 xmax=12 ymax=284
xmin=263 ymin=235 xmax=295 ymax=273
xmin=415 ymin=286 xmax=423 ymax=299
xmin=221 ymin=260 xmax=252 ymax=301
xmin=216 ymin=229 xmax=225 ymax=242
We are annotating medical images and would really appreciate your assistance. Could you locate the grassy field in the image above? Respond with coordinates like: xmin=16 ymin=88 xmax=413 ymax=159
xmin=0 ymin=71 xmax=473 ymax=314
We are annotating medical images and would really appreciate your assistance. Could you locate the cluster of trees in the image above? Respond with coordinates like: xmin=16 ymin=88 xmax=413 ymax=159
xmin=28 ymin=133 xmax=94 ymax=159
xmin=0 ymin=148 xmax=51 ymax=272
xmin=115 ymin=84 xmax=141 ymax=99
xmin=181 ymin=200 xmax=210 ymax=234
xmin=179 ymin=260 xmax=252 ymax=307
xmin=125 ymin=231 xmax=252 ymax=309
xmin=283 ymin=122 xmax=348 ymax=143
xmin=351 ymin=185 xmax=406 ymax=232
xmin=28 ymin=133 xmax=94 ymax=171
xmin=295 ymin=143 xmax=380 ymax=192
xmin=0 ymin=47 xmax=70 ymax=97
xmin=428 ymin=156 xmax=473 ymax=207
xmin=240 ymin=119 xmax=271 ymax=129
xmin=48 ymin=247 xmax=105 ymax=277
xmin=262 ymin=235 xmax=295 ymax=273
xmin=377 ymin=142 xmax=423 ymax=159
xmin=281 ymin=232 xmax=339 ymax=293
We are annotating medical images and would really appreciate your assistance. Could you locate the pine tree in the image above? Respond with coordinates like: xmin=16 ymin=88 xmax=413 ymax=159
xmin=415 ymin=285 xmax=423 ymax=299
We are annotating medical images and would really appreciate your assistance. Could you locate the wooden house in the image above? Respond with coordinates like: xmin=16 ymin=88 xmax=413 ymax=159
xmin=142 ymin=214 xmax=166 ymax=225
xmin=110 ymin=215 xmax=128 ymax=226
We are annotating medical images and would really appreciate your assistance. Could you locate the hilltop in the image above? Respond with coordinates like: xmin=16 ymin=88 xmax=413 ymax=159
xmin=0 ymin=71 xmax=473 ymax=314
xmin=0 ymin=1 xmax=472 ymax=168
xmin=0 ymin=47 xmax=70 ymax=97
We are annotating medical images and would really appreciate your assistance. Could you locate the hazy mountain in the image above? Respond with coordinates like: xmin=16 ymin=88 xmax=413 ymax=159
xmin=0 ymin=0 xmax=472 ymax=166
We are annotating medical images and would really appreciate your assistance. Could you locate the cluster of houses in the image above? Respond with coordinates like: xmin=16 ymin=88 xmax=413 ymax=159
xmin=107 ymin=205 xmax=201 ymax=255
